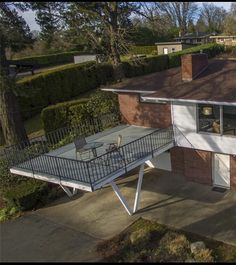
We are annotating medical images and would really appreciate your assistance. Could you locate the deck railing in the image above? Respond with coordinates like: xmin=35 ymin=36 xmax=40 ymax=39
xmin=10 ymin=126 xmax=174 ymax=188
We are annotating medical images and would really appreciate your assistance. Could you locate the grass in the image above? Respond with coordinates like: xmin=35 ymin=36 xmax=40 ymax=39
xmin=96 ymin=218 xmax=236 ymax=262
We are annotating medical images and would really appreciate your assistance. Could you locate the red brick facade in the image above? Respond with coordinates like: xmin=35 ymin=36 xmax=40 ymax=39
xmin=171 ymin=147 xmax=212 ymax=186
xmin=118 ymin=93 xmax=171 ymax=128
xmin=181 ymin=53 xmax=208 ymax=81
xmin=230 ymin=156 xmax=236 ymax=190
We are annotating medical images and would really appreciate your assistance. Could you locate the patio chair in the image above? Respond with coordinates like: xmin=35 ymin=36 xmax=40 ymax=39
xmin=74 ymin=136 xmax=92 ymax=160
xmin=106 ymin=134 xmax=122 ymax=152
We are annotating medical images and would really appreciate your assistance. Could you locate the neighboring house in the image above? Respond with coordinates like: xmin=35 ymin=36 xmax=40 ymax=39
xmin=74 ymin=54 xmax=100 ymax=64
xmin=175 ymin=32 xmax=212 ymax=45
xmin=210 ymin=35 xmax=236 ymax=46
xmin=102 ymin=53 xmax=236 ymax=190
xmin=155 ymin=42 xmax=193 ymax=55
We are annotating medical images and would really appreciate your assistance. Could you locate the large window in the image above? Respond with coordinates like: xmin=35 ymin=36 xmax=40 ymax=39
xmin=197 ymin=104 xmax=236 ymax=136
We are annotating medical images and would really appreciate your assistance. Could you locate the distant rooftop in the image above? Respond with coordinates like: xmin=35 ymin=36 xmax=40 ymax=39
xmin=175 ymin=32 xmax=212 ymax=39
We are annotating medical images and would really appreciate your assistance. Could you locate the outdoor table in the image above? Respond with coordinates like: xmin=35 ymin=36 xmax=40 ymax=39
xmin=83 ymin=142 xmax=103 ymax=158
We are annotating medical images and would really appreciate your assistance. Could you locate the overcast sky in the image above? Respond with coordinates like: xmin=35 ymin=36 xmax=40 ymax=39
xmin=20 ymin=2 xmax=233 ymax=32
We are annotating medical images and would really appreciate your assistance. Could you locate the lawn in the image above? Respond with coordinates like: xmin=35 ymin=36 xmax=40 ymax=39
xmin=97 ymin=218 xmax=236 ymax=262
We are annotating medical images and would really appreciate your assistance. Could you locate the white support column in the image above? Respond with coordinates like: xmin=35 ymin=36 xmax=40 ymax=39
xmin=72 ymin=187 xmax=78 ymax=195
xmin=59 ymin=184 xmax=73 ymax=197
xmin=133 ymin=163 xmax=144 ymax=213
xmin=110 ymin=181 xmax=132 ymax=216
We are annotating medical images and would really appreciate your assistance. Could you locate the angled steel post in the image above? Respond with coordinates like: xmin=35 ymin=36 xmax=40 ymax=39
xmin=133 ymin=163 xmax=145 ymax=213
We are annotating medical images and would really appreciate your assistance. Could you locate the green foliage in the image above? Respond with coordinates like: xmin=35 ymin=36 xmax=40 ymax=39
xmin=122 ymin=54 xmax=169 ymax=77
xmin=16 ymin=62 xmax=114 ymax=120
xmin=41 ymin=99 xmax=89 ymax=133
xmin=13 ymin=50 xmax=94 ymax=67
xmin=0 ymin=206 xmax=20 ymax=222
xmin=131 ymin=45 xmax=156 ymax=55
xmin=168 ymin=43 xmax=224 ymax=68
xmin=3 ymin=180 xmax=50 ymax=211
xmin=41 ymin=90 xmax=119 ymax=133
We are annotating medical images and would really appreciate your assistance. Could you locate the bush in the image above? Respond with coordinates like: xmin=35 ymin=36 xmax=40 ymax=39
xmin=193 ymin=248 xmax=214 ymax=262
xmin=41 ymin=90 xmax=119 ymax=133
xmin=131 ymin=46 xmax=156 ymax=55
xmin=122 ymin=54 xmax=169 ymax=78
xmin=12 ymin=51 xmax=94 ymax=67
xmin=168 ymin=43 xmax=224 ymax=68
xmin=16 ymin=62 xmax=114 ymax=120
xmin=3 ymin=180 xmax=50 ymax=211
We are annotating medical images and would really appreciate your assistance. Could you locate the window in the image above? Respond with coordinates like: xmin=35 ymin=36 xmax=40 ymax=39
xmin=171 ymin=47 xmax=175 ymax=52
xmin=197 ymin=104 xmax=236 ymax=136
xmin=223 ymin=106 xmax=236 ymax=136
xmin=197 ymin=104 xmax=220 ymax=134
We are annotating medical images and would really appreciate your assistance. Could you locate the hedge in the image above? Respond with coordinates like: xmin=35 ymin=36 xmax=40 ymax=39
xmin=13 ymin=50 xmax=94 ymax=67
xmin=122 ymin=54 xmax=169 ymax=78
xmin=41 ymin=98 xmax=89 ymax=133
xmin=41 ymin=90 xmax=119 ymax=133
xmin=168 ymin=43 xmax=224 ymax=68
xmin=16 ymin=62 xmax=114 ymax=119
xmin=131 ymin=46 xmax=156 ymax=55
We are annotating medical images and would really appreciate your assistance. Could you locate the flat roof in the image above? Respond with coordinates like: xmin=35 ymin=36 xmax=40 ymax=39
xmin=210 ymin=35 xmax=236 ymax=38
xmin=101 ymin=59 xmax=236 ymax=104
xmin=155 ymin=42 xmax=182 ymax=45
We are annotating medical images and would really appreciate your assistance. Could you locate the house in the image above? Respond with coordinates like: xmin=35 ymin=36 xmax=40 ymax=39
xmin=210 ymin=35 xmax=236 ymax=46
xmin=174 ymin=32 xmax=212 ymax=45
xmin=155 ymin=42 xmax=193 ymax=55
xmin=102 ymin=53 xmax=236 ymax=191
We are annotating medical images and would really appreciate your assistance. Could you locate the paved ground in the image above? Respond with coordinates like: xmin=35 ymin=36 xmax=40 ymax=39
xmin=1 ymin=167 xmax=236 ymax=262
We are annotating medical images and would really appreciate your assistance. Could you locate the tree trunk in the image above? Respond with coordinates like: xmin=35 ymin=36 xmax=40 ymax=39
xmin=0 ymin=41 xmax=28 ymax=146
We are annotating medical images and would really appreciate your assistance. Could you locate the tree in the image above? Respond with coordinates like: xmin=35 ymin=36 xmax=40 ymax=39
xmin=30 ymin=2 xmax=67 ymax=49
xmin=199 ymin=3 xmax=227 ymax=33
xmin=65 ymin=2 xmax=139 ymax=80
xmin=224 ymin=3 xmax=236 ymax=35
xmin=152 ymin=2 xmax=198 ymax=36
xmin=0 ymin=2 xmax=33 ymax=145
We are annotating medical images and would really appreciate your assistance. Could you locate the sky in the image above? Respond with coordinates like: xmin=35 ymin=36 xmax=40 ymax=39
xmin=20 ymin=2 xmax=233 ymax=32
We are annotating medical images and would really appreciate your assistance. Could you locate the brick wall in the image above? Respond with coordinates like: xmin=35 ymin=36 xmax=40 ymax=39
xmin=181 ymin=53 xmax=208 ymax=81
xmin=230 ymin=156 xmax=236 ymax=190
xmin=171 ymin=147 xmax=212 ymax=186
xmin=118 ymin=93 xmax=172 ymax=128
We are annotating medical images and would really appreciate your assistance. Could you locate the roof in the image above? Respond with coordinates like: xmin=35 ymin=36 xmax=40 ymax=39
xmin=155 ymin=42 xmax=182 ymax=45
xmin=175 ymin=32 xmax=211 ymax=39
xmin=101 ymin=59 xmax=236 ymax=105
xmin=210 ymin=35 xmax=236 ymax=38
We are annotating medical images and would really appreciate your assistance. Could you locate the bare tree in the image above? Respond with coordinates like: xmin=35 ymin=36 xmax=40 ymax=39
xmin=199 ymin=3 xmax=227 ymax=33
xmin=224 ymin=3 xmax=236 ymax=35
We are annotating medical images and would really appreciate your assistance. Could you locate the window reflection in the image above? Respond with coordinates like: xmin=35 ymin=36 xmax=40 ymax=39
xmin=198 ymin=104 xmax=220 ymax=134
xmin=223 ymin=106 xmax=236 ymax=136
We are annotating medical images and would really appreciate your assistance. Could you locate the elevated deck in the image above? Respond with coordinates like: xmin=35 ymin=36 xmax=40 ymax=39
xmin=9 ymin=125 xmax=174 ymax=192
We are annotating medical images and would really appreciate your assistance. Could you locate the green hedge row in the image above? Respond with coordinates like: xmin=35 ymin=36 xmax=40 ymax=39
xmin=16 ymin=62 xmax=114 ymax=119
xmin=131 ymin=46 xmax=156 ymax=55
xmin=122 ymin=54 xmax=169 ymax=78
xmin=168 ymin=43 xmax=224 ymax=68
xmin=41 ymin=90 xmax=119 ymax=133
xmin=13 ymin=51 xmax=94 ymax=67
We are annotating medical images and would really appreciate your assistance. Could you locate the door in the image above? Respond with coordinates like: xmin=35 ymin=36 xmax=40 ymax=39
xmin=213 ymin=153 xmax=230 ymax=188
xmin=163 ymin=48 xmax=168 ymax=54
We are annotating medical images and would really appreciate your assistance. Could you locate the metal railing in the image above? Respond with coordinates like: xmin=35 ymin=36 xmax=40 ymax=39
xmin=4 ymin=112 xmax=120 ymax=167
xmin=9 ymin=126 xmax=174 ymax=188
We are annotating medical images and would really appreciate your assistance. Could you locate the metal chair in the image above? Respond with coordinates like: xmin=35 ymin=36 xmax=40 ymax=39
xmin=74 ymin=136 xmax=92 ymax=160
xmin=106 ymin=134 xmax=122 ymax=152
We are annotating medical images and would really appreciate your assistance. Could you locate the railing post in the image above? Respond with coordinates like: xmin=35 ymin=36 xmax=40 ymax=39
xmin=86 ymin=161 xmax=93 ymax=189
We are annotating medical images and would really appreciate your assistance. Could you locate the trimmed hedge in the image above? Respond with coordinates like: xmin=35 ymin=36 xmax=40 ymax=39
xmin=168 ymin=43 xmax=224 ymax=68
xmin=41 ymin=90 xmax=119 ymax=133
xmin=16 ymin=62 xmax=114 ymax=119
xmin=13 ymin=51 xmax=94 ymax=67
xmin=131 ymin=46 xmax=156 ymax=55
xmin=122 ymin=54 xmax=169 ymax=78
xmin=41 ymin=98 xmax=89 ymax=133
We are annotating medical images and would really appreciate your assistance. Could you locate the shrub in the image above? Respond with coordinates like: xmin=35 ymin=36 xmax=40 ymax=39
xmin=3 ymin=180 xmax=50 ymax=211
xmin=131 ymin=46 xmax=156 ymax=55
xmin=41 ymin=90 xmax=119 ymax=133
xmin=193 ymin=248 xmax=214 ymax=262
xmin=16 ymin=62 xmax=114 ymax=120
xmin=168 ymin=43 xmax=224 ymax=68
xmin=12 ymin=51 xmax=94 ymax=67
xmin=122 ymin=54 xmax=169 ymax=78
xmin=41 ymin=98 xmax=89 ymax=133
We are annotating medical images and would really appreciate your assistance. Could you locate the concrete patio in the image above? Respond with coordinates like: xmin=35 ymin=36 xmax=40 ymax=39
xmin=1 ymin=167 xmax=236 ymax=261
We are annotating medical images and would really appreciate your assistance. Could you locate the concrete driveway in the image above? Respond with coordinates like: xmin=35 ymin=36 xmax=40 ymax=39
xmin=1 ymin=167 xmax=236 ymax=262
